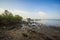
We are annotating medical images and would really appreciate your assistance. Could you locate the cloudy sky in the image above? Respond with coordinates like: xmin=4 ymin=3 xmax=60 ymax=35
xmin=0 ymin=0 xmax=60 ymax=19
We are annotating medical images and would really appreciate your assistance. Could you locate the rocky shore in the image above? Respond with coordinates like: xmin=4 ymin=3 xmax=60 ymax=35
xmin=0 ymin=23 xmax=60 ymax=40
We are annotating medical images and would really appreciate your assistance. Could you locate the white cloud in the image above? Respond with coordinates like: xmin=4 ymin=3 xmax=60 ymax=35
xmin=1 ymin=8 xmax=59 ymax=19
xmin=0 ymin=8 xmax=31 ymax=18
xmin=0 ymin=8 xmax=4 ymax=14
xmin=9 ymin=9 xmax=30 ymax=18
xmin=0 ymin=8 xmax=48 ymax=19
xmin=38 ymin=11 xmax=48 ymax=19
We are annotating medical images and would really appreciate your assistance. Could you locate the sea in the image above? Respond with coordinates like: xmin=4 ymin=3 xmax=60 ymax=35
xmin=35 ymin=19 xmax=60 ymax=26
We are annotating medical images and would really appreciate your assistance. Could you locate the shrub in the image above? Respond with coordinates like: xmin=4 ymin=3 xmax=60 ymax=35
xmin=0 ymin=10 xmax=23 ymax=29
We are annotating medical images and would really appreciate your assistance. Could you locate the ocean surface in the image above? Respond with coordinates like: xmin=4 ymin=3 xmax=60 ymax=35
xmin=35 ymin=19 xmax=60 ymax=26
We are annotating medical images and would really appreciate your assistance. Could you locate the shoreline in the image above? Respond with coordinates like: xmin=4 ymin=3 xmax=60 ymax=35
xmin=0 ymin=22 xmax=60 ymax=40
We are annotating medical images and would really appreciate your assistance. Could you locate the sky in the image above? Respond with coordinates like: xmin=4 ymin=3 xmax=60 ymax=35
xmin=0 ymin=0 xmax=60 ymax=19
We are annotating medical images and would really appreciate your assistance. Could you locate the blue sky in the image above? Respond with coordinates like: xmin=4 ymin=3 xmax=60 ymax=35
xmin=0 ymin=0 xmax=60 ymax=19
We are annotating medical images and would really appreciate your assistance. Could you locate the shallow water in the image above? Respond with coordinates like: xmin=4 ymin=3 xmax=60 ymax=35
xmin=35 ymin=19 xmax=60 ymax=26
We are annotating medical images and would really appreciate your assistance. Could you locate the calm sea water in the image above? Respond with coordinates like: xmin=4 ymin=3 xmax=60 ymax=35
xmin=36 ymin=19 xmax=60 ymax=26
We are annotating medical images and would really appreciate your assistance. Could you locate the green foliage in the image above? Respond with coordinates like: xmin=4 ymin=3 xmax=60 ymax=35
xmin=0 ymin=10 xmax=23 ymax=27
